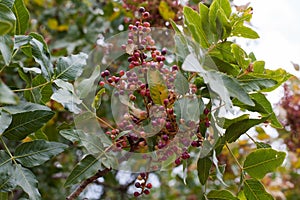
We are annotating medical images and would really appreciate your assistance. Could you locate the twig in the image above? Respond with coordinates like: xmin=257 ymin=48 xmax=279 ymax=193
xmin=66 ymin=168 xmax=111 ymax=200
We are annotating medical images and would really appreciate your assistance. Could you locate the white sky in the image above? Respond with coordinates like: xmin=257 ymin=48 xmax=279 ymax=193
xmin=234 ymin=0 xmax=300 ymax=77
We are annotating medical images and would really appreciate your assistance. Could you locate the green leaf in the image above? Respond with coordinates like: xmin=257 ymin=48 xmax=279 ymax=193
xmin=238 ymin=76 xmax=277 ymax=93
xmin=147 ymin=69 xmax=169 ymax=105
xmin=243 ymin=149 xmax=286 ymax=179
xmin=76 ymin=65 xmax=101 ymax=99
xmin=0 ymin=4 xmax=15 ymax=35
xmin=3 ymin=102 xmax=54 ymax=140
xmin=206 ymin=56 xmax=239 ymax=76
xmin=233 ymin=93 xmax=282 ymax=128
xmin=0 ymin=0 xmax=15 ymax=9
xmin=250 ymin=69 xmax=292 ymax=92
xmin=197 ymin=157 xmax=212 ymax=185
xmin=15 ymin=140 xmax=67 ymax=167
xmin=231 ymin=44 xmax=250 ymax=69
xmin=209 ymin=0 xmax=231 ymax=40
xmin=0 ymin=79 xmax=19 ymax=105
xmin=255 ymin=142 xmax=271 ymax=149
xmin=218 ymin=114 xmax=250 ymax=129
xmin=14 ymin=164 xmax=41 ymax=200
xmin=60 ymin=129 xmax=105 ymax=155
xmin=12 ymin=0 xmax=29 ymax=35
xmin=174 ymin=71 xmax=189 ymax=95
xmin=207 ymin=189 xmax=238 ymax=200
xmin=0 ymin=192 xmax=8 ymax=200
xmin=215 ymin=72 xmax=254 ymax=106
xmin=244 ymin=179 xmax=274 ymax=200
xmin=225 ymin=116 xmax=269 ymax=143
xmin=0 ymin=35 xmax=13 ymax=65
xmin=51 ymin=79 xmax=82 ymax=114
xmin=0 ymin=150 xmax=15 ymax=192
xmin=29 ymin=129 xmax=48 ymax=141
xmin=64 ymin=154 xmax=105 ymax=187
xmin=24 ymin=75 xmax=52 ymax=104
xmin=183 ymin=6 xmax=209 ymax=48
xmin=55 ymin=53 xmax=88 ymax=81
xmin=252 ymin=61 xmax=265 ymax=73
xmin=30 ymin=38 xmax=53 ymax=80
xmin=0 ymin=110 xmax=12 ymax=135
xmin=231 ymin=25 xmax=259 ymax=39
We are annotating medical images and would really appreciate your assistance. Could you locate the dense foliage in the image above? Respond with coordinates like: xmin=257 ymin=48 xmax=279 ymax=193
xmin=0 ymin=0 xmax=295 ymax=199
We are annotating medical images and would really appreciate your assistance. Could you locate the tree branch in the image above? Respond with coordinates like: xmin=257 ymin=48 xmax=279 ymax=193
xmin=66 ymin=168 xmax=111 ymax=200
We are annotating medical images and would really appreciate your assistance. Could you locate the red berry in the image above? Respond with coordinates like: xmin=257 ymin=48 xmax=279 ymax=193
xmin=134 ymin=192 xmax=140 ymax=197
xmin=161 ymin=48 xmax=167 ymax=55
xmin=143 ymin=12 xmax=150 ymax=19
xmin=104 ymin=70 xmax=110 ymax=76
xmin=175 ymin=158 xmax=181 ymax=165
xmin=99 ymin=81 xmax=105 ymax=87
xmin=204 ymin=108 xmax=210 ymax=115
xmin=140 ymin=172 xmax=146 ymax=179
xmin=144 ymin=22 xmax=150 ymax=27
xmin=144 ymin=189 xmax=150 ymax=195
xmin=163 ymin=99 xmax=169 ymax=106
xmin=119 ymin=70 xmax=125 ymax=76
xmin=146 ymin=183 xmax=152 ymax=189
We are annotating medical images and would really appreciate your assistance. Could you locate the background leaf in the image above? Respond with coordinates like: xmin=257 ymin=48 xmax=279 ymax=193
xmin=15 ymin=140 xmax=67 ymax=167
xmin=243 ymin=148 xmax=286 ymax=179
xmin=0 ymin=4 xmax=15 ymax=35
xmin=55 ymin=53 xmax=88 ymax=81
xmin=174 ymin=71 xmax=189 ymax=95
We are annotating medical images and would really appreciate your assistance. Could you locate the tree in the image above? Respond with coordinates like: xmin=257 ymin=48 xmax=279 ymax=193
xmin=0 ymin=0 xmax=292 ymax=199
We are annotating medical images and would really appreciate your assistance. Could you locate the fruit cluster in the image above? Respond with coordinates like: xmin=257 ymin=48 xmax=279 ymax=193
xmin=98 ymin=7 xmax=210 ymax=197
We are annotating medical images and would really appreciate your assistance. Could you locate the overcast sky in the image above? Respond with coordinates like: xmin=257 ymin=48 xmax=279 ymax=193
xmin=234 ymin=0 xmax=300 ymax=76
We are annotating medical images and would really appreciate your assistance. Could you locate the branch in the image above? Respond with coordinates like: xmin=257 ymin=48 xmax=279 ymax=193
xmin=66 ymin=168 xmax=111 ymax=200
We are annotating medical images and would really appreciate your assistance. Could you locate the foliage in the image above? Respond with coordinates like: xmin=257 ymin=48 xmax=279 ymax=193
xmin=0 ymin=0 xmax=293 ymax=199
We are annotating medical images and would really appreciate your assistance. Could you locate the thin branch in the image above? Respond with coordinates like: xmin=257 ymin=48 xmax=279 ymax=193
xmin=66 ymin=168 xmax=111 ymax=200
xmin=225 ymin=142 xmax=243 ymax=170
xmin=12 ymin=81 xmax=51 ymax=92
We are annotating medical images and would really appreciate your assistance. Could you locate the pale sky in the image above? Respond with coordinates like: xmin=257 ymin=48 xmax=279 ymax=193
xmin=234 ymin=0 xmax=300 ymax=76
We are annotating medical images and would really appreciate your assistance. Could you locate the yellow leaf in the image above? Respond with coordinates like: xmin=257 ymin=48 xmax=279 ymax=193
xmin=47 ymin=18 xmax=58 ymax=30
xmin=158 ymin=1 xmax=176 ymax=21
xmin=57 ymin=24 xmax=69 ymax=32
xmin=147 ymin=69 xmax=169 ymax=105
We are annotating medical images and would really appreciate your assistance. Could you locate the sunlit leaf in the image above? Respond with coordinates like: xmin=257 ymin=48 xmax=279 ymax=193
xmin=244 ymin=179 xmax=274 ymax=200
xmin=243 ymin=149 xmax=286 ymax=179
xmin=147 ymin=69 xmax=168 ymax=105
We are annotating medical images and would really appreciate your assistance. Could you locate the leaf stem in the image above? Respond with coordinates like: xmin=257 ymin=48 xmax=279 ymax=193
xmin=13 ymin=81 xmax=51 ymax=92
xmin=0 ymin=136 xmax=17 ymax=164
xmin=245 ymin=133 xmax=256 ymax=144
xmin=225 ymin=142 xmax=243 ymax=170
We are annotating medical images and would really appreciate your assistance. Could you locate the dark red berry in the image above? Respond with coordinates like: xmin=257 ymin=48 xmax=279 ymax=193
xmin=139 ymin=7 xmax=145 ymax=13
xmin=162 ymin=134 xmax=169 ymax=141
xmin=119 ymin=70 xmax=125 ymax=76
xmin=107 ymin=78 xmax=113 ymax=83
xmin=191 ymin=141 xmax=198 ymax=147
xmin=101 ymin=72 xmax=106 ymax=78
xmin=204 ymin=108 xmax=210 ymax=115
xmin=144 ymin=189 xmax=150 ymax=195
xmin=161 ymin=48 xmax=167 ymax=55
xmin=135 ymin=182 xmax=141 ymax=188
xmin=140 ymin=172 xmax=146 ymax=179
xmin=163 ymin=99 xmax=169 ymax=106
xmin=134 ymin=192 xmax=140 ymax=197
xmin=99 ymin=81 xmax=105 ymax=87
xmin=175 ymin=158 xmax=181 ymax=165
xmin=104 ymin=70 xmax=110 ymax=76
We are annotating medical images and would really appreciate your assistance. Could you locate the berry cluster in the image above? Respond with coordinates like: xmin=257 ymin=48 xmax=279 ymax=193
xmin=133 ymin=172 xmax=152 ymax=197
xmin=98 ymin=7 xmax=210 ymax=196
